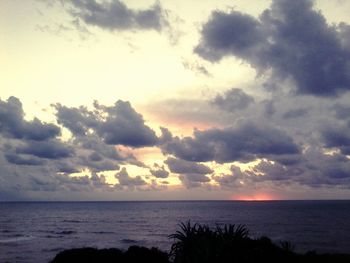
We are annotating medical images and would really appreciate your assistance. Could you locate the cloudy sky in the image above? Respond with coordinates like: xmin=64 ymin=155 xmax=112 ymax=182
xmin=1 ymin=0 xmax=350 ymax=201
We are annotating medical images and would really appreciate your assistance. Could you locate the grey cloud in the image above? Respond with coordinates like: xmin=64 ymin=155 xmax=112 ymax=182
xmin=53 ymin=100 xmax=151 ymax=172
xmin=262 ymin=100 xmax=276 ymax=117
xmin=54 ymin=136 xmax=128 ymax=173
xmin=29 ymin=174 xmax=59 ymax=192
xmin=115 ymin=167 xmax=146 ymax=187
xmin=57 ymin=176 xmax=90 ymax=192
xmin=332 ymin=104 xmax=350 ymax=119
xmin=5 ymin=153 xmax=46 ymax=166
xmin=247 ymin=160 xmax=304 ymax=182
xmin=69 ymin=0 xmax=165 ymax=31
xmin=182 ymin=60 xmax=211 ymax=76
xmin=159 ymin=127 xmax=173 ymax=144
xmin=162 ymin=121 xmax=300 ymax=163
xmin=96 ymin=100 xmax=158 ymax=147
xmin=240 ymin=148 xmax=350 ymax=187
xmin=149 ymin=163 xmax=169 ymax=178
xmin=298 ymin=148 xmax=350 ymax=186
xmin=339 ymin=23 xmax=350 ymax=51
xmin=320 ymin=124 xmax=350 ymax=155
xmin=282 ymin=108 xmax=308 ymax=119
xmin=214 ymin=174 xmax=239 ymax=188
xmin=55 ymin=100 xmax=158 ymax=148
xmin=0 ymin=97 xmax=60 ymax=141
xmin=165 ymin=157 xmax=213 ymax=174
xmin=196 ymin=0 xmax=350 ymax=96
xmin=0 ymin=143 xmax=132 ymax=200
xmin=89 ymin=152 xmax=103 ymax=162
xmin=195 ymin=10 xmax=266 ymax=62
xmin=213 ymin=159 xmax=301 ymax=188
xmin=212 ymin=88 xmax=254 ymax=112
xmin=54 ymin=103 xmax=97 ymax=136
xmin=15 ymin=140 xmax=74 ymax=159
xmin=213 ymin=165 xmax=245 ymax=188
xmin=273 ymin=154 xmax=303 ymax=166
xmin=179 ymin=173 xmax=210 ymax=188
xmin=78 ymin=154 xmax=120 ymax=172
xmin=89 ymin=173 xmax=111 ymax=188
xmin=56 ymin=162 xmax=80 ymax=174
xmin=74 ymin=135 xmax=126 ymax=160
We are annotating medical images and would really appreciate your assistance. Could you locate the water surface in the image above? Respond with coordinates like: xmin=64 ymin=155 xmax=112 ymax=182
xmin=1 ymin=200 xmax=349 ymax=262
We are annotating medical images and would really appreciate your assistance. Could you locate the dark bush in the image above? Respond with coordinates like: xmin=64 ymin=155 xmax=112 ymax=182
xmin=50 ymin=246 xmax=169 ymax=263
xmin=50 ymin=222 xmax=350 ymax=263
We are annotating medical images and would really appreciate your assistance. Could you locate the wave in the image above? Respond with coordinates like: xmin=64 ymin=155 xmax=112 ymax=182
xmin=121 ymin=239 xmax=138 ymax=244
xmin=0 ymin=235 xmax=35 ymax=243
xmin=62 ymin=220 xmax=86 ymax=223
xmin=1 ymin=229 xmax=13 ymax=233
xmin=55 ymin=231 xmax=76 ymax=235
xmin=90 ymin=231 xmax=115 ymax=234
xmin=38 ymin=230 xmax=76 ymax=235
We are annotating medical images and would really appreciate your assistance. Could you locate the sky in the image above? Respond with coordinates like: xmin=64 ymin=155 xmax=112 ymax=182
xmin=1 ymin=0 xmax=350 ymax=201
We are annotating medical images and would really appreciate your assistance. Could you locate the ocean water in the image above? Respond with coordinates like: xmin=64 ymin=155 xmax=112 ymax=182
xmin=0 ymin=201 xmax=350 ymax=262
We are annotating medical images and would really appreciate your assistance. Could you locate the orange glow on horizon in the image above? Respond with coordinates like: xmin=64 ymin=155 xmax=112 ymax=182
xmin=232 ymin=194 xmax=277 ymax=201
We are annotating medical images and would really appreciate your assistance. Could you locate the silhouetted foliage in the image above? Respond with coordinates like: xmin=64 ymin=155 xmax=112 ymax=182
xmin=280 ymin=240 xmax=295 ymax=253
xmin=50 ymin=222 xmax=350 ymax=263
xmin=50 ymin=246 xmax=169 ymax=263
xmin=169 ymin=221 xmax=297 ymax=263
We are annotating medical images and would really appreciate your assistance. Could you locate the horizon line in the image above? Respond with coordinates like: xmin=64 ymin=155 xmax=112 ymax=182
xmin=1 ymin=199 xmax=350 ymax=203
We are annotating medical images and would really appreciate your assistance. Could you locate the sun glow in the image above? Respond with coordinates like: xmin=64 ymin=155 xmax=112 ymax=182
xmin=232 ymin=194 xmax=276 ymax=201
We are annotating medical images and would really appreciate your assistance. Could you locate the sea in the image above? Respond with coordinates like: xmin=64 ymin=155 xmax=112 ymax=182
xmin=1 ymin=200 xmax=350 ymax=262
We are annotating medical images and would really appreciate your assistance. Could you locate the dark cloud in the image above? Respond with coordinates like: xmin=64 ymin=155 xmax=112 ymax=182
xmin=89 ymin=173 xmax=111 ymax=189
xmin=247 ymin=159 xmax=304 ymax=182
xmin=15 ymin=140 xmax=74 ymax=159
xmin=179 ymin=173 xmax=211 ymax=188
xmin=159 ymin=127 xmax=173 ymax=144
xmin=339 ymin=23 xmax=350 ymax=51
xmin=5 ymin=153 xmax=46 ymax=166
xmin=55 ymin=173 xmax=111 ymax=192
xmin=296 ymin=148 xmax=350 ymax=186
xmin=74 ymin=135 xmax=126 ymax=161
xmin=262 ymin=100 xmax=276 ymax=117
xmin=196 ymin=0 xmax=350 ymax=96
xmin=52 ymin=101 xmax=153 ymax=173
xmin=213 ymin=165 xmax=245 ymax=188
xmin=29 ymin=174 xmax=59 ymax=192
xmin=89 ymin=152 xmax=103 ymax=162
xmin=115 ymin=167 xmax=147 ymax=188
xmin=0 ymin=97 xmax=60 ymax=141
xmin=162 ymin=121 xmax=300 ymax=163
xmin=149 ymin=163 xmax=169 ymax=178
xmin=96 ymin=100 xmax=158 ymax=147
xmin=233 ymin=147 xmax=350 ymax=188
xmin=53 ymin=135 xmax=132 ymax=173
xmin=55 ymin=100 xmax=158 ymax=148
xmin=332 ymin=104 xmax=350 ymax=120
xmin=320 ymin=124 xmax=350 ymax=155
xmin=69 ymin=0 xmax=165 ymax=31
xmin=272 ymin=154 xmax=303 ymax=166
xmin=56 ymin=162 xmax=80 ymax=174
xmin=79 ymin=155 xmax=120 ymax=172
xmin=212 ymin=88 xmax=254 ymax=112
xmin=54 ymin=104 xmax=97 ymax=136
xmin=282 ymin=108 xmax=308 ymax=119
xmin=165 ymin=157 xmax=213 ymax=174
xmin=195 ymin=10 xmax=266 ymax=62
xmin=2 ymin=92 xmax=350 ymax=198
